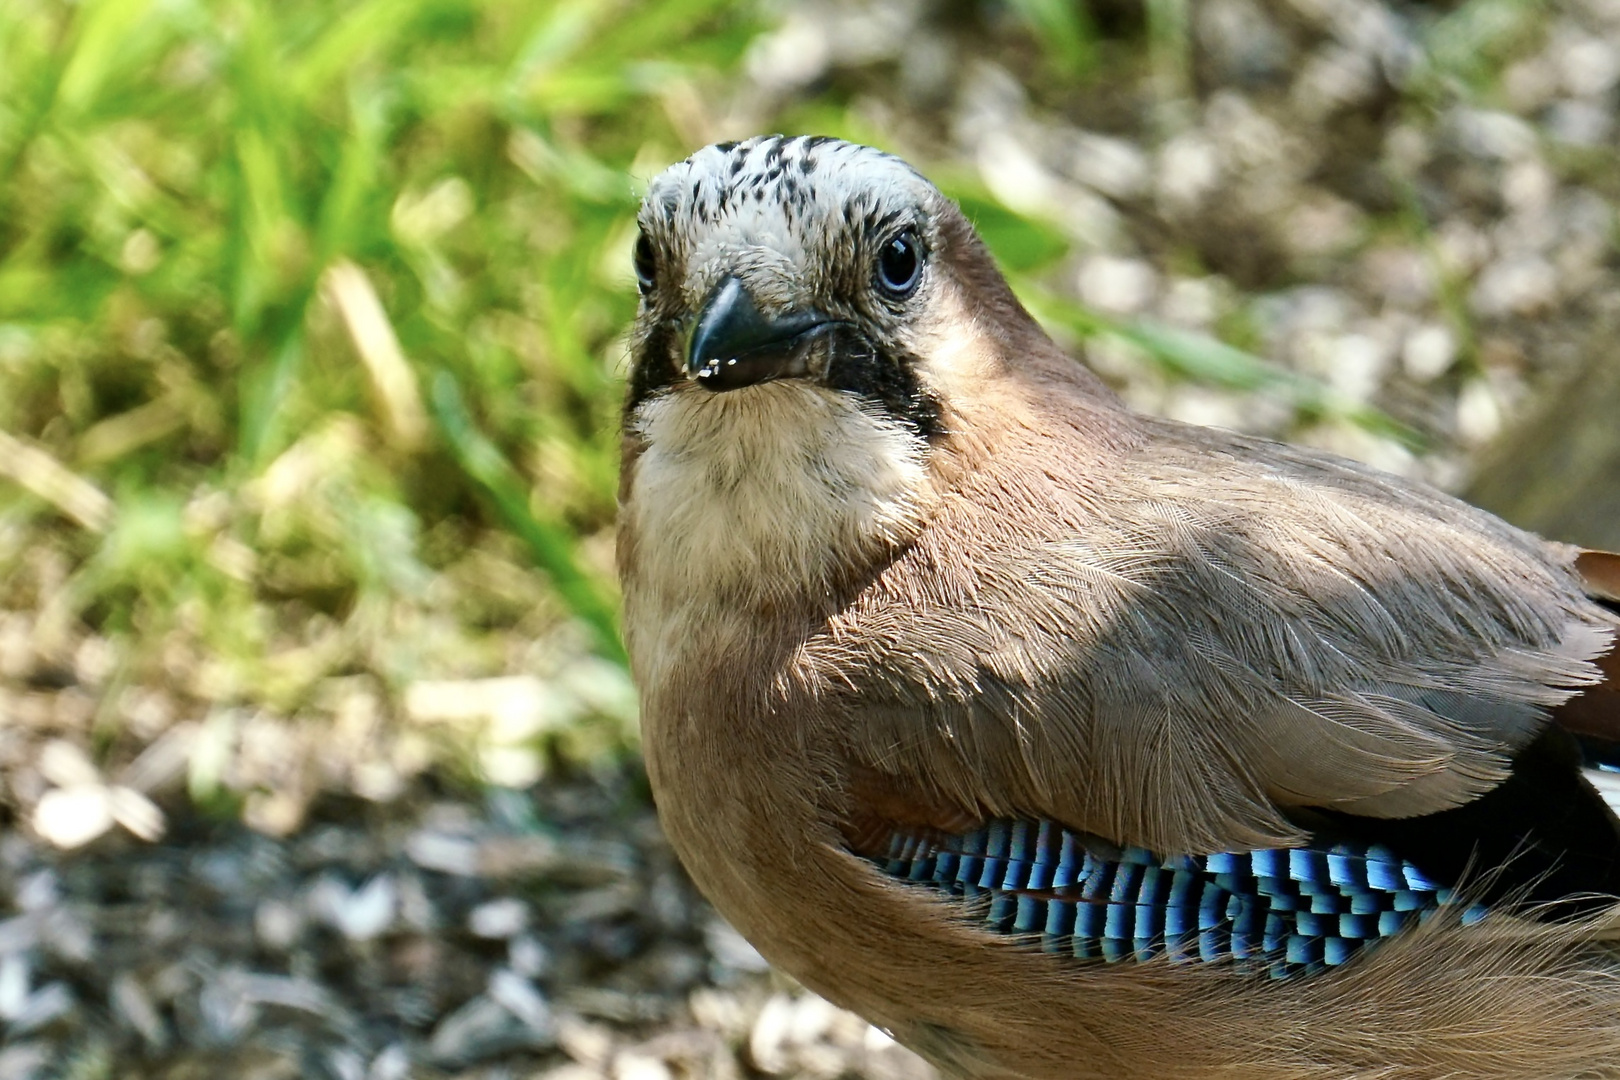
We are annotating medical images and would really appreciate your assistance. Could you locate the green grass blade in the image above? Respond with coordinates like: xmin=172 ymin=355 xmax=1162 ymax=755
xmin=429 ymin=369 xmax=627 ymax=666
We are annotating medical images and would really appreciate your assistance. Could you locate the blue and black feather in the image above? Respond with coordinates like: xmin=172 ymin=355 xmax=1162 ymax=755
xmin=867 ymin=819 xmax=1484 ymax=979
xmin=861 ymin=729 xmax=1620 ymax=979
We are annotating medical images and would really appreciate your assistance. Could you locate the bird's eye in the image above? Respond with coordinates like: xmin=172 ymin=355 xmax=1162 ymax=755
xmin=633 ymin=231 xmax=658 ymax=296
xmin=876 ymin=230 xmax=923 ymax=298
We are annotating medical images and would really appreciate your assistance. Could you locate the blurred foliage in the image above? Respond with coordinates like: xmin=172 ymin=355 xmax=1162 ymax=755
xmin=1006 ymin=0 xmax=1100 ymax=81
xmin=0 ymin=0 xmax=757 ymax=779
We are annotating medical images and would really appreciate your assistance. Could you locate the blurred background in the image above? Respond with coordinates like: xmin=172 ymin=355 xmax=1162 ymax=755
xmin=3 ymin=0 xmax=1620 ymax=1075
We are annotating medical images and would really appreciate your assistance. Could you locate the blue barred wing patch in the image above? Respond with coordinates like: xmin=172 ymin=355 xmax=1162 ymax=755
xmin=868 ymin=820 xmax=1486 ymax=978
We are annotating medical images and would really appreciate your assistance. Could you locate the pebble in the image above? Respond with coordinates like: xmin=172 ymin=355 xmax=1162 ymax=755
xmin=32 ymin=785 xmax=115 ymax=850
xmin=470 ymin=897 xmax=530 ymax=939
xmin=1402 ymin=324 xmax=1458 ymax=381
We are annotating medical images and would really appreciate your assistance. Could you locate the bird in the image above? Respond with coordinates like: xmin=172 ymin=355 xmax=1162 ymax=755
xmin=616 ymin=134 xmax=1620 ymax=1079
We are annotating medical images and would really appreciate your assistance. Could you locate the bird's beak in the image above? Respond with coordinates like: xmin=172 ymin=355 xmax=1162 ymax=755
xmin=685 ymin=276 xmax=835 ymax=392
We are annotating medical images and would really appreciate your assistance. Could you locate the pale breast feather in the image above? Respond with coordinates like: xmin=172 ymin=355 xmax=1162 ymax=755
xmin=620 ymin=380 xmax=933 ymax=690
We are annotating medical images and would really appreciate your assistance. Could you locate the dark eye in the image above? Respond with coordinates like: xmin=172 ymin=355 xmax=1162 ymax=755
xmin=633 ymin=231 xmax=657 ymax=296
xmin=876 ymin=230 xmax=923 ymax=297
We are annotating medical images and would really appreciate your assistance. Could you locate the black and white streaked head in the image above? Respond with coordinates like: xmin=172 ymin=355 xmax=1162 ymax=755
xmin=621 ymin=135 xmax=1056 ymax=618
xmin=627 ymin=135 xmax=959 ymax=433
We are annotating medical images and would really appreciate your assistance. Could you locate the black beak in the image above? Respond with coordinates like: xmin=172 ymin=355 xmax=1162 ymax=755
xmin=686 ymin=277 xmax=834 ymax=392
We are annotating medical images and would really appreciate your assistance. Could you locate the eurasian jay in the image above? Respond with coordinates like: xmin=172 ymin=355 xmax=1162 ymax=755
xmin=616 ymin=134 xmax=1620 ymax=1078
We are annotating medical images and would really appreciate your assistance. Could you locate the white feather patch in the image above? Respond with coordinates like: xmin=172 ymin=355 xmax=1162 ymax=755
xmin=622 ymin=382 xmax=930 ymax=687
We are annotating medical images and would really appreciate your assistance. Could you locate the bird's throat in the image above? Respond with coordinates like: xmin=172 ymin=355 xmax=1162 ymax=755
xmin=620 ymin=382 xmax=932 ymax=683
xmin=625 ymin=382 xmax=930 ymax=589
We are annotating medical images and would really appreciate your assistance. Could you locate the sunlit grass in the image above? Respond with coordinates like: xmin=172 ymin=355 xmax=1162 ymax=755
xmin=0 ymin=0 xmax=755 ymax=795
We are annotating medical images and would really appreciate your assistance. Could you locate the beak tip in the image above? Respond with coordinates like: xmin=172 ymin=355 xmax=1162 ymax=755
xmin=684 ymin=276 xmax=748 ymax=378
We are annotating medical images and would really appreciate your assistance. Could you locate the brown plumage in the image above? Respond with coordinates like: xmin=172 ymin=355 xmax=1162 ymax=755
xmin=618 ymin=135 xmax=1620 ymax=1078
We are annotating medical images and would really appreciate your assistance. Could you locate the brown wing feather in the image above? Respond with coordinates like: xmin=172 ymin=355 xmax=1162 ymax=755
xmin=816 ymin=401 xmax=1618 ymax=857
xmin=843 ymin=765 xmax=984 ymax=857
xmin=1552 ymin=550 xmax=1620 ymax=741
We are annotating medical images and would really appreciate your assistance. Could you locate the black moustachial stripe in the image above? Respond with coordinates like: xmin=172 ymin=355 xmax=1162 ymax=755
xmin=867 ymin=820 xmax=1487 ymax=979
xmin=626 ymin=320 xmax=682 ymax=414
xmin=824 ymin=327 xmax=943 ymax=441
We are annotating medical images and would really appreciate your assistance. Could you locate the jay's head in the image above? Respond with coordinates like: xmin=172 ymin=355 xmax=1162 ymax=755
xmin=620 ymin=135 xmax=1068 ymax=604
xmin=626 ymin=135 xmax=1050 ymax=442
